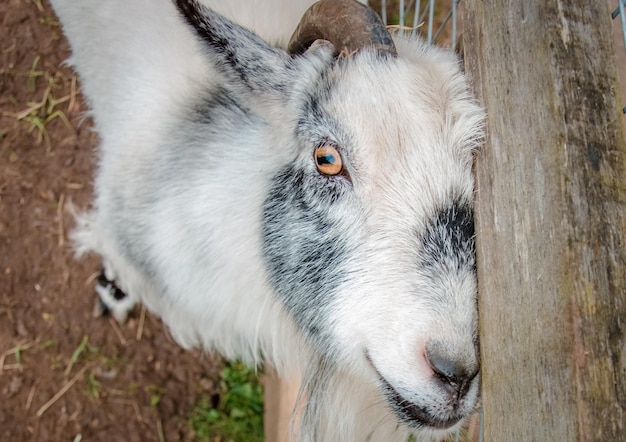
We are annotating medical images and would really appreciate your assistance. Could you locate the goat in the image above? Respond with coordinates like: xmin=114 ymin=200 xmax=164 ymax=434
xmin=51 ymin=0 xmax=485 ymax=440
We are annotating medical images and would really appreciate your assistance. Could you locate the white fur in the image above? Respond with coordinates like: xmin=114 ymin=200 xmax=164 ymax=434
xmin=52 ymin=0 xmax=485 ymax=440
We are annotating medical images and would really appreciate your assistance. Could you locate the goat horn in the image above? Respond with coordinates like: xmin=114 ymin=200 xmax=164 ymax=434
xmin=288 ymin=0 xmax=397 ymax=57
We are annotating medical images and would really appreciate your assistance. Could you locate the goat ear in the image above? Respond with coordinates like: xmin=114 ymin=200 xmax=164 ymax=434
xmin=175 ymin=0 xmax=292 ymax=94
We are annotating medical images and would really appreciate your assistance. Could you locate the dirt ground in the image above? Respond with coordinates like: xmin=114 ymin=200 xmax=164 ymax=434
xmin=2 ymin=1 xmax=625 ymax=442
xmin=0 ymin=1 xmax=224 ymax=441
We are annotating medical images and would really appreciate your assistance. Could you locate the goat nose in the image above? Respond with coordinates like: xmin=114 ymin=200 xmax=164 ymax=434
xmin=425 ymin=341 xmax=479 ymax=400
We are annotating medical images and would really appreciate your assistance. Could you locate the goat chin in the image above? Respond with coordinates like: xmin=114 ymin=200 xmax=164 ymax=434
xmin=52 ymin=0 xmax=485 ymax=440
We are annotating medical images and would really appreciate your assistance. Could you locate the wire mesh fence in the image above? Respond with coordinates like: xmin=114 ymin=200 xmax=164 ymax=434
xmin=614 ymin=0 xmax=626 ymax=47
xmin=371 ymin=0 xmax=462 ymax=48
xmin=380 ymin=0 xmax=461 ymax=47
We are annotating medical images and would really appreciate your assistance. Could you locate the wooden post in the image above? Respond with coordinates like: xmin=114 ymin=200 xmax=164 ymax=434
xmin=463 ymin=1 xmax=626 ymax=439
xmin=263 ymin=370 xmax=299 ymax=442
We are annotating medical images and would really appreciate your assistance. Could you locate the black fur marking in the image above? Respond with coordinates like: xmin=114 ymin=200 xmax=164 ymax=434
xmin=296 ymin=70 xmax=337 ymax=138
xmin=420 ymin=202 xmax=475 ymax=272
xmin=112 ymin=287 xmax=127 ymax=301
xmin=97 ymin=270 xmax=110 ymax=287
xmin=96 ymin=269 xmax=128 ymax=304
xmin=97 ymin=296 xmax=111 ymax=316
xmin=262 ymin=166 xmax=352 ymax=350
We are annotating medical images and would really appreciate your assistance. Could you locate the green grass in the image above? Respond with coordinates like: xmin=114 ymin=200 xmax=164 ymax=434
xmin=86 ymin=370 xmax=102 ymax=401
xmin=190 ymin=361 xmax=264 ymax=442
xmin=146 ymin=384 xmax=163 ymax=407
xmin=64 ymin=335 xmax=96 ymax=375
xmin=3 ymin=56 xmax=74 ymax=152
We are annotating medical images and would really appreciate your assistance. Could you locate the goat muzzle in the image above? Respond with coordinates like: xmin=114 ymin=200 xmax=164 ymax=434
xmin=288 ymin=0 xmax=397 ymax=57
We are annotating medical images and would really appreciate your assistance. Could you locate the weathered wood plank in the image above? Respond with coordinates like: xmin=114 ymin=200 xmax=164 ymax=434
xmin=263 ymin=370 xmax=299 ymax=442
xmin=463 ymin=0 xmax=626 ymax=439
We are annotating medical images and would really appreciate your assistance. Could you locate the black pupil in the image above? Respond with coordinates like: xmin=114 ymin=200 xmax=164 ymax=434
xmin=317 ymin=154 xmax=336 ymax=166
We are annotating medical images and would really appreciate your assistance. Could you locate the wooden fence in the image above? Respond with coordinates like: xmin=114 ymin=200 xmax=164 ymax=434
xmin=463 ymin=0 xmax=626 ymax=439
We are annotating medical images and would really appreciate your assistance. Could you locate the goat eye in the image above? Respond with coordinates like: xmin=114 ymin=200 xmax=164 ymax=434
xmin=314 ymin=145 xmax=343 ymax=176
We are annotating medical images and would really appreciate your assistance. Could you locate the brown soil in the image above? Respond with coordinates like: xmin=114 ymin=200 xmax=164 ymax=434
xmin=0 ymin=1 xmax=223 ymax=441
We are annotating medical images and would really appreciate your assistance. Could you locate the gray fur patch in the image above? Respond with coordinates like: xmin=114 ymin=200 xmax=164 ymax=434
xmin=261 ymin=165 xmax=353 ymax=352
xmin=420 ymin=201 xmax=475 ymax=273
xmin=108 ymin=86 xmax=260 ymax=292
xmin=175 ymin=0 xmax=295 ymax=94
xmin=295 ymin=64 xmax=343 ymax=143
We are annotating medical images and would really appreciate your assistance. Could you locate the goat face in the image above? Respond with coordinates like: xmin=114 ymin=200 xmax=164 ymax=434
xmin=261 ymin=52 xmax=482 ymax=432
xmin=176 ymin=0 xmax=483 ymax=434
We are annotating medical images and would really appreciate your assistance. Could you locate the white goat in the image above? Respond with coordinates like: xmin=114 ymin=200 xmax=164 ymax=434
xmin=51 ymin=0 xmax=485 ymax=440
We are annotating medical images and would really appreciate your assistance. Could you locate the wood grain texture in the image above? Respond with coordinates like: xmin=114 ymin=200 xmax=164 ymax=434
xmin=263 ymin=370 xmax=299 ymax=442
xmin=463 ymin=0 xmax=626 ymax=439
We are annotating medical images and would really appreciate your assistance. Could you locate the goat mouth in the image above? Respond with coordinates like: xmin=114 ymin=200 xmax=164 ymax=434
xmin=365 ymin=354 xmax=463 ymax=430
xmin=376 ymin=373 xmax=463 ymax=430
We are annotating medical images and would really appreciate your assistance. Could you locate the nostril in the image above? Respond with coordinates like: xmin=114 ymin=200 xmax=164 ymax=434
xmin=425 ymin=341 xmax=479 ymax=399
xmin=427 ymin=354 xmax=463 ymax=397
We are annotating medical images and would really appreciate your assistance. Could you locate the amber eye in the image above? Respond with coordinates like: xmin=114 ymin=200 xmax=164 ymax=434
xmin=314 ymin=145 xmax=343 ymax=176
